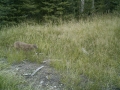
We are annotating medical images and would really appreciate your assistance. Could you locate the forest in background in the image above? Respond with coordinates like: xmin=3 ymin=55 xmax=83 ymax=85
xmin=0 ymin=0 xmax=120 ymax=27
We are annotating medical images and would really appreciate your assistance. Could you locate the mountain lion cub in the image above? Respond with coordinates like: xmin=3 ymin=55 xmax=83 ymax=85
xmin=14 ymin=41 xmax=38 ymax=51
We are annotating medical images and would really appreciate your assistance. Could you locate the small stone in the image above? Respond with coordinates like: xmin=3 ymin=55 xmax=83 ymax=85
xmin=54 ymin=86 xmax=57 ymax=88
xmin=46 ymin=75 xmax=49 ymax=79
xmin=40 ymin=81 xmax=44 ymax=84
xmin=16 ymin=68 xmax=19 ymax=71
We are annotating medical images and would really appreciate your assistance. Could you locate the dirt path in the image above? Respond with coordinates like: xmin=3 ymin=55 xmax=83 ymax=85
xmin=0 ymin=58 xmax=64 ymax=90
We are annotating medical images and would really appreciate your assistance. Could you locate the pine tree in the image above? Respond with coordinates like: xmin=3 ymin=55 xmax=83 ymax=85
xmin=11 ymin=0 xmax=37 ymax=21
xmin=0 ymin=0 xmax=37 ymax=27
xmin=0 ymin=0 xmax=16 ymax=26
xmin=34 ymin=0 xmax=70 ymax=21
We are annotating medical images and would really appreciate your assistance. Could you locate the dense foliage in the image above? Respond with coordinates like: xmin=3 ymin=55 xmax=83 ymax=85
xmin=0 ymin=0 xmax=120 ymax=26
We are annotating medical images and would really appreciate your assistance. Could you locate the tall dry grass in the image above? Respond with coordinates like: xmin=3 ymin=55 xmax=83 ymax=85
xmin=0 ymin=14 xmax=120 ymax=90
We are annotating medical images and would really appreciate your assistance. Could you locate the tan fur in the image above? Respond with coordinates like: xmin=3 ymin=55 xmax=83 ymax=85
xmin=14 ymin=41 xmax=37 ymax=51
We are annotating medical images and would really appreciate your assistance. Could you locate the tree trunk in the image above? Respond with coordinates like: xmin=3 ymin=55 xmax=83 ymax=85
xmin=92 ymin=0 xmax=94 ymax=10
xmin=81 ymin=0 xmax=84 ymax=13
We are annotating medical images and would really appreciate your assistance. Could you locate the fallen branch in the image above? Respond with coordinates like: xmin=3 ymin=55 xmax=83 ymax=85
xmin=31 ymin=66 xmax=44 ymax=76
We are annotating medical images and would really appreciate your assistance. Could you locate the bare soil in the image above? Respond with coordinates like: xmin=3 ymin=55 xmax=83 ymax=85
xmin=0 ymin=58 xmax=65 ymax=90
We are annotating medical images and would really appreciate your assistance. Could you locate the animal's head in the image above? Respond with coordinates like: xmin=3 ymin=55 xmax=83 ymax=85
xmin=33 ymin=44 xmax=38 ymax=49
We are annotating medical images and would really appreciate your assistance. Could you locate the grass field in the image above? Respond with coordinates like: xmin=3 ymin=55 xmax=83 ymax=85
xmin=0 ymin=14 xmax=120 ymax=90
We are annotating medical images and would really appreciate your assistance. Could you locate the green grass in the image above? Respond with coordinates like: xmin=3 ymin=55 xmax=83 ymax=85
xmin=0 ymin=14 xmax=120 ymax=90
xmin=0 ymin=70 xmax=26 ymax=90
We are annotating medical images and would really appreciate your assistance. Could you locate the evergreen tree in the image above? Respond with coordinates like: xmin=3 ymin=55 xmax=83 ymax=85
xmin=0 ymin=0 xmax=37 ymax=27
xmin=0 ymin=0 xmax=16 ymax=26
xmin=11 ymin=0 xmax=37 ymax=21
xmin=35 ymin=0 xmax=70 ymax=21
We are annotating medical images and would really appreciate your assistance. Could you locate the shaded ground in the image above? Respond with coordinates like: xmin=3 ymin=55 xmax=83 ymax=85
xmin=0 ymin=58 xmax=64 ymax=90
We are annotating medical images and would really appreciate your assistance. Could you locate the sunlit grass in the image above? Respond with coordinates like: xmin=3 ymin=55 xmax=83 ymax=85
xmin=0 ymin=14 xmax=120 ymax=90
